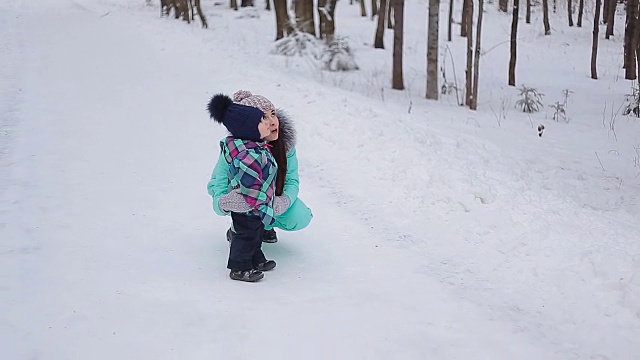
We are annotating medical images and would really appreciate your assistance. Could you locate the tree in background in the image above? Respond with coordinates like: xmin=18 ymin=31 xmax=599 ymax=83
xmin=374 ymin=0 xmax=387 ymax=48
xmin=392 ymin=0 xmax=405 ymax=90
xmin=568 ymin=0 xmax=574 ymax=26
xmin=295 ymin=0 xmax=316 ymax=36
xmin=509 ymin=0 xmax=519 ymax=86
xmin=273 ymin=0 xmax=292 ymax=40
xmin=426 ymin=0 xmax=439 ymax=99
xmin=499 ymin=0 xmax=507 ymax=12
xmin=624 ymin=0 xmax=639 ymax=80
xmin=470 ymin=0 xmax=484 ymax=110
xmin=465 ymin=0 xmax=473 ymax=105
xmin=577 ymin=0 xmax=584 ymax=27
xmin=542 ymin=0 xmax=551 ymax=34
xmin=591 ymin=0 xmax=602 ymax=79
xmin=318 ymin=0 xmax=338 ymax=44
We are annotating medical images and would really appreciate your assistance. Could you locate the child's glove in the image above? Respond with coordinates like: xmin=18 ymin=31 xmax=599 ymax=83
xmin=218 ymin=189 xmax=253 ymax=213
xmin=273 ymin=195 xmax=291 ymax=216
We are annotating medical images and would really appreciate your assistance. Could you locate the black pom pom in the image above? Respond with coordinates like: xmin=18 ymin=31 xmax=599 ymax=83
xmin=207 ymin=94 xmax=233 ymax=123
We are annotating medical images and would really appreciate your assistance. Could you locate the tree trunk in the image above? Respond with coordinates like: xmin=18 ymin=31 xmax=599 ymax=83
xmin=387 ymin=1 xmax=394 ymax=29
xmin=359 ymin=0 xmax=367 ymax=16
xmin=194 ymin=0 xmax=207 ymax=28
xmin=470 ymin=0 xmax=484 ymax=110
xmin=392 ymin=0 xmax=405 ymax=90
xmin=371 ymin=0 xmax=378 ymax=20
xmin=603 ymin=0 xmax=609 ymax=23
xmin=295 ymin=0 xmax=316 ymax=36
xmin=426 ymin=0 xmax=440 ymax=99
xmin=499 ymin=0 xmax=508 ymax=12
xmin=526 ymin=0 xmax=531 ymax=24
xmin=273 ymin=0 xmax=290 ymax=40
xmin=605 ymin=0 xmax=615 ymax=38
xmin=448 ymin=0 xmax=453 ymax=41
xmin=461 ymin=0 xmax=469 ymax=37
xmin=542 ymin=0 xmax=551 ymax=34
xmin=230 ymin=0 xmax=238 ymax=11
xmin=568 ymin=0 xmax=574 ymax=26
xmin=318 ymin=0 xmax=338 ymax=44
xmin=577 ymin=0 xmax=584 ymax=27
xmin=465 ymin=0 xmax=473 ymax=105
xmin=625 ymin=0 xmax=639 ymax=79
xmin=509 ymin=0 xmax=519 ymax=86
xmin=592 ymin=0 xmax=601 ymax=79
xmin=374 ymin=0 xmax=387 ymax=48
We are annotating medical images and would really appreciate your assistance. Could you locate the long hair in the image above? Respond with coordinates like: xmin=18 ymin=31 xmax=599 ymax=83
xmin=269 ymin=137 xmax=287 ymax=196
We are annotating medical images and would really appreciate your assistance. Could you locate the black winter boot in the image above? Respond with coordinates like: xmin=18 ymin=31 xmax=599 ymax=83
xmin=255 ymin=260 xmax=276 ymax=271
xmin=229 ymin=269 xmax=264 ymax=282
xmin=263 ymin=229 xmax=278 ymax=243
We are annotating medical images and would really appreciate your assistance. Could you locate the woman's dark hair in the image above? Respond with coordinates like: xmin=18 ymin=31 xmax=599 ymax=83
xmin=270 ymin=137 xmax=287 ymax=196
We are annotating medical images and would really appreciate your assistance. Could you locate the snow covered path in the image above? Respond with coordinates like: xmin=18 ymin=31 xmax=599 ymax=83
xmin=1 ymin=0 xmax=639 ymax=359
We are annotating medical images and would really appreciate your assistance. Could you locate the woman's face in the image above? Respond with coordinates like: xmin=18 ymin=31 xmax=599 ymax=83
xmin=261 ymin=109 xmax=279 ymax=141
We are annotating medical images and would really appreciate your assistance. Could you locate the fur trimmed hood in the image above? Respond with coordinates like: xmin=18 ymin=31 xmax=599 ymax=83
xmin=275 ymin=109 xmax=296 ymax=153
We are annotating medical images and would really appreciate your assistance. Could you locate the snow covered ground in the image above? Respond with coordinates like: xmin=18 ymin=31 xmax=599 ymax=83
xmin=1 ymin=0 xmax=639 ymax=358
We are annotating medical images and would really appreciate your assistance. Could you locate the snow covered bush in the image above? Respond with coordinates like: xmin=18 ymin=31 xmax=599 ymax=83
xmin=515 ymin=85 xmax=544 ymax=113
xmin=549 ymin=101 xmax=568 ymax=122
xmin=623 ymin=85 xmax=640 ymax=117
xmin=270 ymin=29 xmax=323 ymax=59
xmin=320 ymin=36 xmax=359 ymax=72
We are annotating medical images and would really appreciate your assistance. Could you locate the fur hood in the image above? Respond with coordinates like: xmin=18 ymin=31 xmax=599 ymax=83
xmin=275 ymin=109 xmax=296 ymax=153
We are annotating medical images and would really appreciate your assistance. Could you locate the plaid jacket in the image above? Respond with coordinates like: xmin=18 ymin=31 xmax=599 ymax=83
xmin=221 ymin=136 xmax=277 ymax=226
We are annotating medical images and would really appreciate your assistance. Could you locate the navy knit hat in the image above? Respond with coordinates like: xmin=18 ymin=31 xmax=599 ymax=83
xmin=207 ymin=93 xmax=264 ymax=141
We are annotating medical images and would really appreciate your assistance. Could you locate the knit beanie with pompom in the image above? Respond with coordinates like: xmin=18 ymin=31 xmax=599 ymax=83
xmin=233 ymin=90 xmax=275 ymax=113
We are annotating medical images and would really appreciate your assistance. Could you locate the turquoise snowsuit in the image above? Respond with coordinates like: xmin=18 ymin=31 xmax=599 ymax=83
xmin=207 ymin=112 xmax=312 ymax=231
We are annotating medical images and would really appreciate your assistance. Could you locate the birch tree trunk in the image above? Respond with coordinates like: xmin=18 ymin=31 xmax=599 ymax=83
xmin=392 ymin=0 xmax=405 ymax=90
xmin=509 ymin=0 xmax=519 ymax=86
xmin=426 ymin=0 xmax=440 ymax=99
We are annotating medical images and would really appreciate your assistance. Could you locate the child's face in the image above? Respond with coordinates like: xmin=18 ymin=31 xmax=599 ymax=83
xmin=260 ymin=109 xmax=279 ymax=141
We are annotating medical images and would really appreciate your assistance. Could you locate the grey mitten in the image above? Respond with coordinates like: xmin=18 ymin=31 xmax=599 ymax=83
xmin=273 ymin=195 xmax=291 ymax=216
xmin=218 ymin=189 xmax=253 ymax=213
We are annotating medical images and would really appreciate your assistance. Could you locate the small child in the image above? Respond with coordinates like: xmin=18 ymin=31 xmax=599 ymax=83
xmin=207 ymin=93 xmax=278 ymax=282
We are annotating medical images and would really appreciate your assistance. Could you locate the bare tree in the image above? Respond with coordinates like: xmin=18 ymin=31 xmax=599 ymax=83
xmin=318 ymin=0 xmax=338 ymax=44
xmin=371 ymin=0 xmax=378 ymax=20
xmin=465 ymin=0 xmax=474 ymax=105
xmin=359 ymin=0 xmax=367 ymax=16
xmin=625 ymin=0 xmax=639 ymax=79
xmin=526 ymin=0 xmax=531 ymax=24
xmin=577 ymin=0 xmax=584 ymax=27
xmin=374 ymin=0 xmax=387 ymax=48
xmin=273 ymin=0 xmax=292 ymax=40
xmin=193 ymin=0 xmax=207 ymax=28
xmin=426 ymin=0 xmax=440 ymax=99
xmin=568 ymin=0 xmax=574 ymax=26
xmin=295 ymin=0 xmax=316 ymax=36
xmin=470 ymin=0 xmax=484 ymax=110
xmin=230 ymin=0 xmax=238 ymax=11
xmin=591 ymin=0 xmax=601 ymax=79
xmin=392 ymin=0 xmax=405 ymax=90
xmin=605 ymin=0 xmax=615 ymax=39
xmin=542 ymin=0 xmax=551 ymax=34
xmin=448 ymin=0 xmax=454 ymax=41
xmin=461 ymin=0 xmax=469 ymax=37
xmin=509 ymin=0 xmax=519 ymax=86
xmin=499 ymin=0 xmax=508 ymax=12
xmin=387 ymin=2 xmax=394 ymax=28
